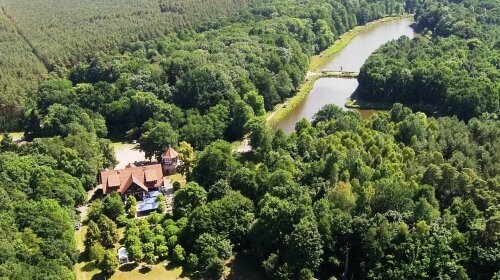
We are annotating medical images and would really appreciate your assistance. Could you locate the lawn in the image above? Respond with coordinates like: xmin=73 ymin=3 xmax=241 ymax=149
xmin=0 ymin=132 xmax=24 ymax=141
xmin=168 ymin=173 xmax=186 ymax=187
xmin=75 ymin=225 xmax=188 ymax=280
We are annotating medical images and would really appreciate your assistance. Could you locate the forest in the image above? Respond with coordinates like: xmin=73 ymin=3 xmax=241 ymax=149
xmin=23 ymin=0 xmax=404 ymax=150
xmin=78 ymin=104 xmax=499 ymax=280
xmin=355 ymin=0 xmax=499 ymax=119
xmin=0 ymin=0 xmax=259 ymax=130
xmin=0 ymin=0 xmax=498 ymax=279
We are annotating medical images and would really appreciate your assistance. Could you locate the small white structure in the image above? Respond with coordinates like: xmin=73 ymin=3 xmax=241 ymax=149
xmin=117 ymin=247 xmax=129 ymax=264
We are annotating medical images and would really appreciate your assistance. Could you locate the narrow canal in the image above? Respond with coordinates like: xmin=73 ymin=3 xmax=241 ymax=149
xmin=276 ymin=17 xmax=416 ymax=133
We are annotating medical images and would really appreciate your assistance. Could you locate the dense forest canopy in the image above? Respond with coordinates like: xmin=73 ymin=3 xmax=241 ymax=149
xmin=414 ymin=0 xmax=500 ymax=45
xmin=356 ymin=0 xmax=499 ymax=119
xmin=23 ymin=0 xmax=406 ymax=150
xmin=169 ymin=104 xmax=499 ymax=279
xmin=0 ymin=0 xmax=408 ymax=130
xmin=0 ymin=0 xmax=259 ymax=130
xmin=0 ymin=0 xmax=499 ymax=279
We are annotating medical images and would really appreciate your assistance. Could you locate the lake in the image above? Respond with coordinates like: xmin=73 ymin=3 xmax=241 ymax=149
xmin=276 ymin=17 xmax=416 ymax=133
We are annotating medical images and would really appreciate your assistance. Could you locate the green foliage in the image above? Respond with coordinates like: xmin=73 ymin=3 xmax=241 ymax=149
xmin=188 ymin=192 xmax=254 ymax=245
xmin=0 ymin=132 xmax=18 ymax=152
xmin=0 ymin=0 xmax=259 ymax=129
xmin=183 ymin=104 xmax=499 ymax=279
xmin=139 ymin=120 xmax=179 ymax=160
xmin=172 ymin=182 xmax=207 ymax=219
xmin=103 ymin=192 xmax=125 ymax=220
xmin=356 ymin=36 xmax=499 ymax=120
xmin=177 ymin=141 xmax=195 ymax=177
xmin=97 ymin=215 xmax=119 ymax=248
xmin=156 ymin=193 xmax=166 ymax=213
xmin=172 ymin=244 xmax=186 ymax=263
xmin=125 ymin=195 xmax=137 ymax=218
xmin=192 ymin=140 xmax=239 ymax=188
xmin=98 ymin=250 xmax=119 ymax=275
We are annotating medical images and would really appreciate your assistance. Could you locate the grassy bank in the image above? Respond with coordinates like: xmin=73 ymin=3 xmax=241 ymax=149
xmin=309 ymin=15 xmax=413 ymax=71
xmin=345 ymin=98 xmax=392 ymax=110
xmin=267 ymin=74 xmax=321 ymax=127
xmin=266 ymin=15 xmax=412 ymax=126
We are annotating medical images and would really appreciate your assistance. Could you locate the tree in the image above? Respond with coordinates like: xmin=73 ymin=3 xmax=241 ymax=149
xmin=326 ymin=181 xmax=357 ymax=212
xmin=172 ymin=182 xmax=207 ymax=219
xmin=139 ymin=121 xmax=179 ymax=160
xmin=285 ymin=218 xmax=323 ymax=275
xmin=125 ymin=195 xmax=137 ymax=218
xmin=244 ymin=117 xmax=272 ymax=156
xmin=176 ymin=141 xmax=195 ymax=177
xmin=89 ymin=243 xmax=105 ymax=264
xmin=157 ymin=245 xmax=169 ymax=259
xmin=128 ymin=244 xmax=144 ymax=263
xmin=84 ymin=220 xmax=101 ymax=252
xmin=156 ymin=194 xmax=166 ymax=213
xmin=98 ymin=215 xmax=119 ymax=248
xmin=0 ymin=132 xmax=18 ymax=152
xmin=188 ymin=192 xmax=254 ymax=245
xmin=312 ymin=104 xmax=343 ymax=126
xmin=207 ymin=179 xmax=231 ymax=201
xmin=144 ymin=252 xmax=156 ymax=265
xmin=103 ymin=192 xmax=125 ymax=220
xmin=194 ymin=233 xmax=233 ymax=260
xmin=98 ymin=250 xmax=119 ymax=275
xmin=244 ymin=91 xmax=266 ymax=116
xmin=192 ymin=140 xmax=239 ymax=188
xmin=87 ymin=199 xmax=104 ymax=222
xmin=173 ymin=244 xmax=186 ymax=263
xmin=205 ymin=256 xmax=225 ymax=280
xmin=228 ymin=100 xmax=255 ymax=139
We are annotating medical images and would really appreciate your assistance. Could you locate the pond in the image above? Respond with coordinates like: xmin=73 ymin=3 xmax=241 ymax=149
xmin=276 ymin=17 xmax=416 ymax=133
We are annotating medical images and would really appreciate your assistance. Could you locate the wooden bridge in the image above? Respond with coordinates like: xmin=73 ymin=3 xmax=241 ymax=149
xmin=307 ymin=70 xmax=359 ymax=79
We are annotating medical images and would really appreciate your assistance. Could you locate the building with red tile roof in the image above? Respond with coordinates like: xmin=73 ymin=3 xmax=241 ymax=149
xmin=100 ymin=163 xmax=164 ymax=195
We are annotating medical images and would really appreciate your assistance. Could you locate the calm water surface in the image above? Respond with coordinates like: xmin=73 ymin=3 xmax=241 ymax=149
xmin=276 ymin=18 xmax=415 ymax=133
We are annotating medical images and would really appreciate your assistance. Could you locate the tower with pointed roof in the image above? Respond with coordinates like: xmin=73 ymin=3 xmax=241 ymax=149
xmin=161 ymin=145 xmax=179 ymax=175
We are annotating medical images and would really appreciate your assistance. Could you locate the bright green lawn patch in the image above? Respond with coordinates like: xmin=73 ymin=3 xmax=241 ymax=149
xmin=0 ymin=132 xmax=23 ymax=141
xmin=168 ymin=173 xmax=186 ymax=187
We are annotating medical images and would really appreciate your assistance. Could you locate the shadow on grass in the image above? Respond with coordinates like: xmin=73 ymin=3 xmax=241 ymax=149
xmin=139 ymin=265 xmax=152 ymax=274
xmin=226 ymin=252 xmax=268 ymax=280
xmin=165 ymin=261 xmax=181 ymax=270
xmin=81 ymin=261 xmax=98 ymax=272
xmin=90 ymin=272 xmax=106 ymax=280
xmin=119 ymin=263 xmax=138 ymax=272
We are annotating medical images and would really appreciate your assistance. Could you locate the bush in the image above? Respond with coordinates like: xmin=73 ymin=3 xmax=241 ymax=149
xmin=167 ymin=235 xmax=178 ymax=248
xmin=173 ymin=181 xmax=181 ymax=191
xmin=172 ymin=245 xmax=186 ymax=263
xmin=157 ymin=245 xmax=169 ymax=259
xmin=186 ymin=253 xmax=199 ymax=271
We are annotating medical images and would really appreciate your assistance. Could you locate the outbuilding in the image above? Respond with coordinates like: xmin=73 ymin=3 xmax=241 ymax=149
xmin=117 ymin=247 xmax=129 ymax=264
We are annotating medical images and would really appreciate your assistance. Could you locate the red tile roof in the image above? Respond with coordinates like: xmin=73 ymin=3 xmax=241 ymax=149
xmin=161 ymin=146 xmax=178 ymax=159
xmin=101 ymin=164 xmax=163 ymax=195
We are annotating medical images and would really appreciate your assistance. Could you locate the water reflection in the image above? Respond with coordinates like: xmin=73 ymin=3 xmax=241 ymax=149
xmin=276 ymin=18 xmax=415 ymax=133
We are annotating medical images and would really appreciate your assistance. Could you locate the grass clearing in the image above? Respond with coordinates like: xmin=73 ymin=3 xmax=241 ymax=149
xmin=168 ymin=173 xmax=186 ymax=187
xmin=0 ymin=132 xmax=24 ymax=141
